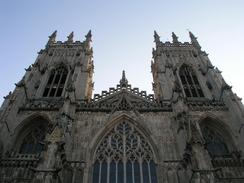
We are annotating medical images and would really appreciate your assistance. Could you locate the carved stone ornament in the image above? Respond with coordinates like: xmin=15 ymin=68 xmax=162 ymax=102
xmin=77 ymin=71 xmax=172 ymax=112
xmin=189 ymin=122 xmax=204 ymax=145
xmin=58 ymin=113 xmax=74 ymax=135
xmin=186 ymin=99 xmax=227 ymax=111
xmin=173 ymin=110 xmax=189 ymax=134
xmin=15 ymin=77 xmax=25 ymax=87
xmin=34 ymin=80 xmax=40 ymax=89
xmin=3 ymin=92 xmax=12 ymax=99
xmin=19 ymin=98 xmax=64 ymax=111
xmin=46 ymin=126 xmax=62 ymax=143
xmin=66 ymin=82 xmax=75 ymax=92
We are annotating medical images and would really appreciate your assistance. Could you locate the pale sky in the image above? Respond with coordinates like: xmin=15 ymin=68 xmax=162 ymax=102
xmin=0 ymin=0 xmax=243 ymax=104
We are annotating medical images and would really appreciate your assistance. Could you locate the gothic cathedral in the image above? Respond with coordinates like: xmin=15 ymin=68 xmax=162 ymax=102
xmin=0 ymin=30 xmax=244 ymax=183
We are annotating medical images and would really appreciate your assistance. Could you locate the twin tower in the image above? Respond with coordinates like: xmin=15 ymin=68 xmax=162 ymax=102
xmin=0 ymin=30 xmax=244 ymax=183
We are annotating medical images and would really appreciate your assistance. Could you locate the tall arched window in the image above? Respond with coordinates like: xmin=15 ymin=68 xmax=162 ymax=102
xmin=179 ymin=65 xmax=204 ymax=98
xmin=19 ymin=123 xmax=47 ymax=154
xmin=92 ymin=121 xmax=158 ymax=183
xmin=43 ymin=65 xmax=68 ymax=97
xmin=201 ymin=126 xmax=229 ymax=157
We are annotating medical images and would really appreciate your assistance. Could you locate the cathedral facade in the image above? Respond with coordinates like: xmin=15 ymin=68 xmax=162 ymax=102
xmin=0 ymin=30 xmax=244 ymax=183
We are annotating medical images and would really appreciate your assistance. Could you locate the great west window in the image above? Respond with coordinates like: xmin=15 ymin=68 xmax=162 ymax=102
xmin=92 ymin=121 xmax=158 ymax=183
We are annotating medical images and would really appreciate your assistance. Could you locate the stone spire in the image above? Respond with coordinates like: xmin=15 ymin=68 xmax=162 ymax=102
xmin=120 ymin=70 xmax=128 ymax=88
xmin=172 ymin=32 xmax=179 ymax=43
xmin=67 ymin=32 xmax=74 ymax=43
xmin=154 ymin=30 xmax=160 ymax=44
xmin=189 ymin=31 xmax=201 ymax=50
xmin=46 ymin=30 xmax=57 ymax=46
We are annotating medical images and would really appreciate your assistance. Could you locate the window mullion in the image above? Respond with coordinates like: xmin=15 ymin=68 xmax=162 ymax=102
xmin=116 ymin=162 xmax=118 ymax=183
xmin=190 ymin=72 xmax=200 ymax=97
xmin=107 ymin=159 xmax=110 ymax=183
xmin=98 ymin=162 xmax=102 ymax=183
xmin=123 ymin=133 xmax=126 ymax=183
xmin=47 ymin=71 xmax=57 ymax=97
xmin=139 ymin=159 xmax=144 ymax=183
xmin=54 ymin=70 xmax=63 ymax=97
xmin=183 ymin=73 xmax=193 ymax=97
xmin=148 ymin=161 xmax=152 ymax=183
xmin=124 ymin=159 xmax=126 ymax=183
xmin=132 ymin=162 xmax=135 ymax=183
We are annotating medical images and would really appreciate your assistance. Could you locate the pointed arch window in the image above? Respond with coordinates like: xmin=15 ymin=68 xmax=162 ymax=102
xmin=19 ymin=124 xmax=47 ymax=154
xmin=201 ymin=126 xmax=229 ymax=157
xmin=92 ymin=121 xmax=158 ymax=183
xmin=43 ymin=65 xmax=68 ymax=97
xmin=179 ymin=65 xmax=204 ymax=98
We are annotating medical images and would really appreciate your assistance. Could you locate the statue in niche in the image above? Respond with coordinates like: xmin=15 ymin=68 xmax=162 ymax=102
xmin=57 ymin=113 xmax=74 ymax=136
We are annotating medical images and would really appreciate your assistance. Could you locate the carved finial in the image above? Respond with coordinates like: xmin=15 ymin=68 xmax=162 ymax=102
xmin=120 ymin=70 xmax=128 ymax=88
xmin=47 ymin=30 xmax=57 ymax=46
xmin=172 ymin=32 xmax=179 ymax=43
xmin=85 ymin=30 xmax=92 ymax=42
xmin=154 ymin=30 xmax=160 ymax=43
xmin=15 ymin=77 xmax=25 ymax=87
xmin=189 ymin=31 xmax=196 ymax=40
xmin=67 ymin=32 xmax=74 ymax=43
xmin=3 ymin=92 xmax=12 ymax=99
xmin=189 ymin=31 xmax=201 ymax=50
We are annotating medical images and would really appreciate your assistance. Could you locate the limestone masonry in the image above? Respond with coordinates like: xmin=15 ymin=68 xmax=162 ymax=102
xmin=0 ymin=30 xmax=244 ymax=183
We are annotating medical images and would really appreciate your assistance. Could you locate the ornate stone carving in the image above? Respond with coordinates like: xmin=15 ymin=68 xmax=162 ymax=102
xmin=3 ymin=92 xmax=12 ymax=99
xmin=57 ymin=113 xmax=74 ymax=136
xmin=19 ymin=98 xmax=64 ymax=111
xmin=186 ymin=99 xmax=228 ymax=111
xmin=174 ymin=111 xmax=188 ymax=133
xmin=46 ymin=126 xmax=62 ymax=143
xmin=77 ymin=71 xmax=172 ymax=113
xmin=0 ymin=152 xmax=40 ymax=182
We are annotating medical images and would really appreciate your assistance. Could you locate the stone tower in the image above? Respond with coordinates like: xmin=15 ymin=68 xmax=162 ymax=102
xmin=0 ymin=31 xmax=244 ymax=183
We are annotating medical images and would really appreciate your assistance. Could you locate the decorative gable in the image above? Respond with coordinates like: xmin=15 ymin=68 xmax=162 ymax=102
xmin=77 ymin=71 xmax=172 ymax=112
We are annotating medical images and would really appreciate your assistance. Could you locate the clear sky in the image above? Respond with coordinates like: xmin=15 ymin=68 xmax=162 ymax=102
xmin=0 ymin=0 xmax=243 ymax=104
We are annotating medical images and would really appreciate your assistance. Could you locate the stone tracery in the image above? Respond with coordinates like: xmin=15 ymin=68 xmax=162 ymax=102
xmin=93 ymin=121 xmax=158 ymax=183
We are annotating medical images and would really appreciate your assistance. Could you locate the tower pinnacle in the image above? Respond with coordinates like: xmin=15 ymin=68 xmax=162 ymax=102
xmin=67 ymin=32 xmax=74 ymax=43
xmin=189 ymin=31 xmax=201 ymax=50
xmin=189 ymin=31 xmax=196 ymax=40
xmin=85 ymin=30 xmax=92 ymax=42
xmin=46 ymin=30 xmax=57 ymax=46
xmin=154 ymin=31 xmax=160 ymax=44
xmin=172 ymin=32 xmax=179 ymax=43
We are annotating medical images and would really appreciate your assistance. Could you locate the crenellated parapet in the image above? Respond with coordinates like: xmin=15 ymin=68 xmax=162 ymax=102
xmin=92 ymin=70 xmax=155 ymax=102
xmin=93 ymin=85 xmax=154 ymax=102
xmin=44 ymin=30 xmax=92 ymax=51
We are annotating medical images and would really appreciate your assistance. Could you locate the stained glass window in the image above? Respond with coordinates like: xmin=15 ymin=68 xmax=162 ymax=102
xmin=202 ymin=126 xmax=229 ymax=157
xmin=92 ymin=121 xmax=158 ymax=183
xmin=19 ymin=124 xmax=47 ymax=154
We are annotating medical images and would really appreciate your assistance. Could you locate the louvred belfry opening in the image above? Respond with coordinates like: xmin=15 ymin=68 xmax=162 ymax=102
xmin=92 ymin=121 xmax=158 ymax=183
xmin=43 ymin=65 xmax=68 ymax=97
xmin=179 ymin=64 xmax=204 ymax=98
